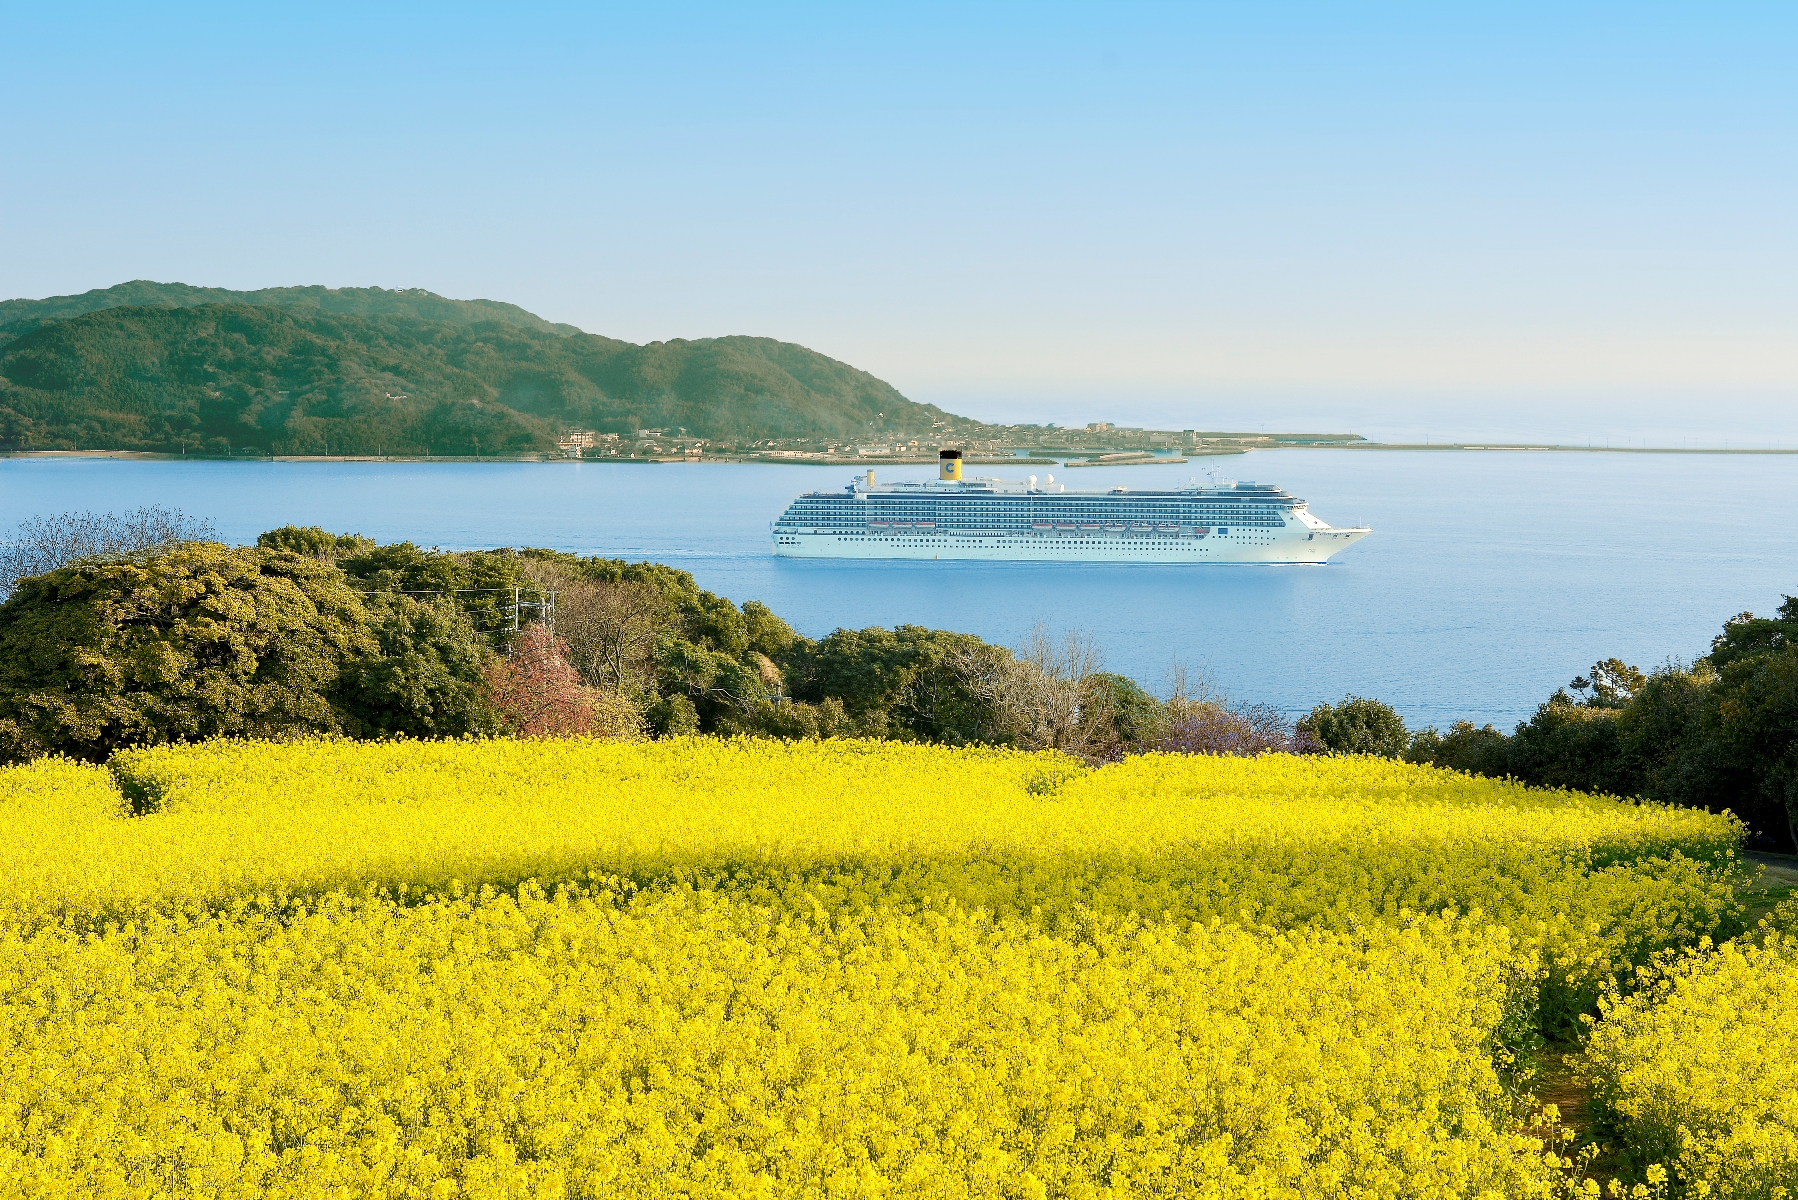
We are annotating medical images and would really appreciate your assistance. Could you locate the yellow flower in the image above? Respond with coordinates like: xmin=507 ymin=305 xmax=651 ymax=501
xmin=0 ymin=738 xmax=1753 ymax=1197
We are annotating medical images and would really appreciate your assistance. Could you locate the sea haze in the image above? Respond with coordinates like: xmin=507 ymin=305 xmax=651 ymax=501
xmin=4 ymin=451 xmax=1793 ymax=729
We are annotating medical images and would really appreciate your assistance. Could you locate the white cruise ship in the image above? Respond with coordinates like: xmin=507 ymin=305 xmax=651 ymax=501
xmin=772 ymin=451 xmax=1371 ymax=563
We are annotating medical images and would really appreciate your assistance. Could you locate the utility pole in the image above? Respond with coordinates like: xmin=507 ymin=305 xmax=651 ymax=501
xmin=501 ymin=587 xmax=557 ymax=644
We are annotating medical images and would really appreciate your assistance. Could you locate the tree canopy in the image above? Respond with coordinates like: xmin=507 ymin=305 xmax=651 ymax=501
xmin=0 ymin=541 xmax=496 ymax=760
xmin=1403 ymin=605 xmax=1798 ymax=849
xmin=1299 ymin=695 xmax=1410 ymax=758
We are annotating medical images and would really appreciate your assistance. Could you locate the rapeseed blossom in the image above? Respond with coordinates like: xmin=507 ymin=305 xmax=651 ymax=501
xmin=8 ymin=738 xmax=1744 ymax=1029
xmin=0 ymin=888 xmax=1550 ymax=1198
xmin=1584 ymin=933 xmax=1798 ymax=1198
xmin=0 ymin=738 xmax=1754 ymax=1196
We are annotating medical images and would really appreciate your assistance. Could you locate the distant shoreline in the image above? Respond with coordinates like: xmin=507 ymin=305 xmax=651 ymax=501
xmin=1329 ymin=443 xmax=1798 ymax=455
xmin=4 ymin=442 xmax=1796 ymax=466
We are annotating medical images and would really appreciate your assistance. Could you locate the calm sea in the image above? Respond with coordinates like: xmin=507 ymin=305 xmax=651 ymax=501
xmin=5 ymin=451 xmax=1795 ymax=729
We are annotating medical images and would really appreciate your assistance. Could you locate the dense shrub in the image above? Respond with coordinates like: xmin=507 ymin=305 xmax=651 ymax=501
xmin=783 ymin=624 xmax=1005 ymax=743
xmin=335 ymin=592 xmax=500 ymax=738
xmin=1086 ymin=671 xmax=1168 ymax=750
xmin=1505 ymin=690 xmax=1634 ymax=795
xmin=1300 ymin=694 xmax=1409 ymax=757
xmin=256 ymin=524 xmax=375 ymax=560
xmin=1406 ymin=719 xmax=1512 ymax=776
xmin=0 ymin=541 xmax=500 ymax=762
xmin=1708 ymin=602 xmax=1798 ymax=846
xmin=1401 ymin=609 xmax=1798 ymax=848
xmin=0 ymin=542 xmax=372 ymax=761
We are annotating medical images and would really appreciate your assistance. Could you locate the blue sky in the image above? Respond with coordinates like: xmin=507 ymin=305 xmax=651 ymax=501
xmin=4 ymin=2 xmax=1793 ymax=442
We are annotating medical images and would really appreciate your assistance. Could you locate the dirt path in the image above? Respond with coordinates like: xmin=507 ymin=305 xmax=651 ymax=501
xmin=1744 ymin=851 xmax=1798 ymax=925
xmin=1525 ymin=854 xmax=1791 ymax=1173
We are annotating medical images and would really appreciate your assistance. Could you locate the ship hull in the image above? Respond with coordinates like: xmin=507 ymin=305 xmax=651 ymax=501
xmin=772 ymin=527 xmax=1369 ymax=563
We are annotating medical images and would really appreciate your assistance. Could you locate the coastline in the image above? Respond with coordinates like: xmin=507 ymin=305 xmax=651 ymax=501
xmin=5 ymin=443 xmax=1796 ymax=466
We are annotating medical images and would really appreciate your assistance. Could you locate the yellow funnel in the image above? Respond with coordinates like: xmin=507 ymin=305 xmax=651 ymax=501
xmin=938 ymin=450 xmax=962 ymax=481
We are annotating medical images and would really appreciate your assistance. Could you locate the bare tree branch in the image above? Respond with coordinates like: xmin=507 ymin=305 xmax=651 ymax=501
xmin=554 ymin=578 xmax=674 ymax=695
xmin=948 ymin=622 xmax=1121 ymax=761
xmin=0 ymin=507 xmax=220 ymax=593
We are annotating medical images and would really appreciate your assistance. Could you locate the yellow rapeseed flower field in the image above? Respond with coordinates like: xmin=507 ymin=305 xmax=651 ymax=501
xmin=1 ymin=889 xmax=1545 ymax=1198
xmin=1583 ymin=931 xmax=1798 ymax=1199
xmin=0 ymin=738 xmax=1754 ymax=1196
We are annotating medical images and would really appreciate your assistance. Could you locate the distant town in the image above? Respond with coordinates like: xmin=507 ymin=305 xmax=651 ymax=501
xmin=556 ymin=422 xmax=1367 ymax=465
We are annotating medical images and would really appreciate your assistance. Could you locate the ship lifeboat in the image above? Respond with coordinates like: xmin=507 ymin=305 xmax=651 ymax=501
xmin=869 ymin=520 xmax=890 ymax=529
xmin=1104 ymin=522 xmax=1126 ymax=532
xmin=1157 ymin=522 xmax=1180 ymax=534
xmin=1054 ymin=522 xmax=1077 ymax=531
xmin=1129 ymin=522 xmax=1152 ymax=532
xmin=1031 ymin=521 xmax=1052 ymax=530
xmin=1078 ymin=522 xmax=1100 ymax=531
xmin=1192 ymin=527 xmax=1211 ymax=538
xmin=915 ymin=520 xmax=935 ymax=529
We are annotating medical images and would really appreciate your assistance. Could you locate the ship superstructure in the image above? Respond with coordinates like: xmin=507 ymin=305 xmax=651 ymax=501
xmin=771 ymin=450 xmax=1371 ymax=563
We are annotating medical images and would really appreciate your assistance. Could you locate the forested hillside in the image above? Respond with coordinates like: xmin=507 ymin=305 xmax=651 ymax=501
xmin=0 ymin=281 xmax=580 ymax=336
xmin=0 ymin=297 xmax=951 ymax=455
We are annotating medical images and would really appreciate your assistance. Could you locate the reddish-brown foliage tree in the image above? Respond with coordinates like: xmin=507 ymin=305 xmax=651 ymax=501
xmin=482 ymin=624 xmax=642 ymax=739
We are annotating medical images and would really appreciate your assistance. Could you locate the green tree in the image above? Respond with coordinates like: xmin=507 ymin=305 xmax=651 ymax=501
xmin=788 ymin=627 xmax=916 ymax=726
xmin=257 ymin=525 xmax=376 ymax=561
xmin=1084 ymin=673 xmax=1168 ymax=753
xmin=333 ymin=593 xmax=500 ymax=738
xmin=741 ymin=600 xmax=800 ymax=659
xmin=1613 ymin=662 xmax=1720 ymax=809
xmin=644 ymin=693 xmax=700 ymax=736
xmin=338 ymin=542 xmax=536 ymax=638
xmin=1504 ymin=689 xmax=1632 ymax=795
xmin=0 ymin=541 xmax=514 ymax=762
xmin=0 ymin=543 xmax=372 ymax=761
xmin=1569 ymin=657 xmax=1646 ymax=708
xmin=1299 ymin=695 xmax=1409 ymax=757
xmin=1501 ymin=659 xmax=1661 ymax=797
xmin=652 ymin=634 xmax=769 ymax=730
xmin=751 ymin=696 xmax=850 ymax=740
xmin=784 ymin=625 xmax=1008 ymax=744
xmin=1706 ymin=601 xmax=1798 ymax=846
xmin=890 ymin=631 xmax=1015 ymax=746
xmin=1709 ymin=601 xmax=1797 ymax=669
xmin=1406 ymin=720 xmax=1511 ymax=776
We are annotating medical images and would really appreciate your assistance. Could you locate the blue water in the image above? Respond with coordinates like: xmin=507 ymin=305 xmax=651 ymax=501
xmin=4 ymin=452 xmax=1795 ymax=728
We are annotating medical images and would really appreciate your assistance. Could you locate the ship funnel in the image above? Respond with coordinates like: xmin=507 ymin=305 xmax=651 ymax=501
xmin=938 ymin=449 xmax=963 ymax=481
xmin=865 ymin=470 xmax=876 ymax=487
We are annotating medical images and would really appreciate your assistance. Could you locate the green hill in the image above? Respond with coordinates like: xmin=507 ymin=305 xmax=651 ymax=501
xmin=0 ymin=281 xmax=581 ymax=338
xmin=0 ymin=299 xmax=955 ymax=456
